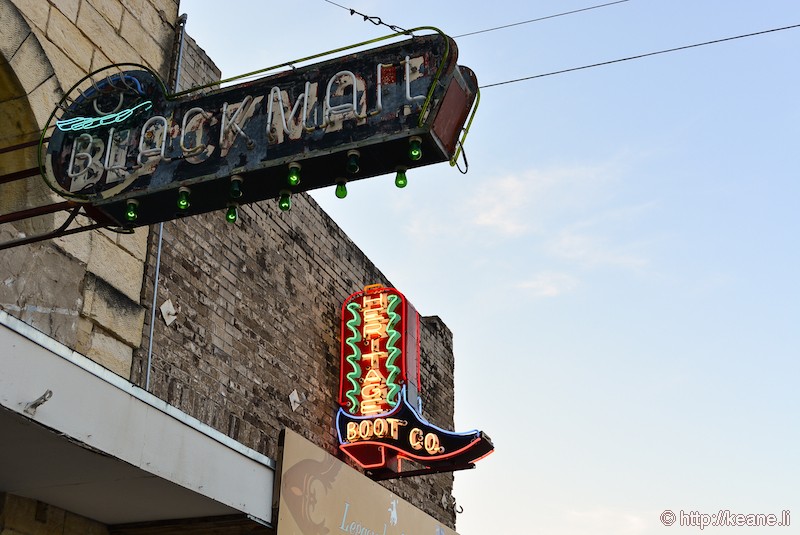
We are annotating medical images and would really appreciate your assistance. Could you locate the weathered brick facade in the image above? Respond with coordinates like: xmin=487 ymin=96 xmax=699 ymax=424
xmin=1 ymin=0 xmax=460 ymax=529
xmin=127 ymin=27 xmax=459 ymax=526
xmin=131 ymin=194 xmax=458 ymax=526
xmin=174 ymin=32 xmax=219 ymax=92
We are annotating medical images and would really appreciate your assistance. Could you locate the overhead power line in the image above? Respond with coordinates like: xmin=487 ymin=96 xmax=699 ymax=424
xmin=322 ymin=0 xmax=409 ymax=34
xmin=453 ymin=0 xmax=630 ymax=38
xmin=480 ymin=23 xmax=800 ymax=89
xmin=321 ymin=0 xmax=629 ymax=39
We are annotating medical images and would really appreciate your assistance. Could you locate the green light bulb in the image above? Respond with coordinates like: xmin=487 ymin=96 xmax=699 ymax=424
xmin=395 ymin=169 xmax=408 ymax=188
xmin=279 ymin=192 xmax=291 ymax=211
xmin=335 ymin=182 xmax=348 ymax=199
xmin=409 ymin=138 xmax=422 ymax=161
xmin=125 ymin=200 xmax=138 ymax=222
xmin=177 ymin=188 xmax=190 ymax=211
xmin=346 ymin=151 xmax=360 ymax=174
xmin=287 ymin=165 xmax=301 ymax=186
xmin=229 ymin=179 xmax=242 ymax=199
xmin=226 ymin=204 xmax=238 ymax=223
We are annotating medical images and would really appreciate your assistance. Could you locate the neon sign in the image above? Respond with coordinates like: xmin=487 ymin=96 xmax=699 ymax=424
xmin=55 ymin=100 xmax=153 ymax=132
xmin=341 ymin=289 xmax=407 ymax=416
xmin=336 ymin=285 xmax=493 ymax=478
xmin=41 ymin=31 xmax=479 ymax=229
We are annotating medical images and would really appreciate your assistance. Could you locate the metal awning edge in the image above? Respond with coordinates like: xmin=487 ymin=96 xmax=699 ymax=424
xmin=0 ymin=309 xmax=275 ymax=470
xmin=0 ymin=309 xmax=275 ymax=525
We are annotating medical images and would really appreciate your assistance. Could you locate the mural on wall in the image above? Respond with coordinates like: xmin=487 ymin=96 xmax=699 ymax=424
xmin=278 ymin=429 xmax=459 ymax=535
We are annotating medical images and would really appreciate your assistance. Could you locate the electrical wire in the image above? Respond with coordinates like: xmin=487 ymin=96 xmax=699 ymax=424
xmin=322 ymin=0 xmax=630 ymax=40
xmin=322 ymin=0 xmax=410 ymax=34
xmin=480 ymin=23 xmax=800 ymax=89
xmin=453 ymin=0 xmax=630 ymax=38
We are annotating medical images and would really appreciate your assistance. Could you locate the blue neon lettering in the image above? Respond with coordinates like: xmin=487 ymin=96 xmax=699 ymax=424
xmin=57 ymin=100 xmax=153 ymax=132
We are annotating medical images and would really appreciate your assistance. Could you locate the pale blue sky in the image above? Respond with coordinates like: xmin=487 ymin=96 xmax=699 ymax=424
xmin=179 ymin=1 xmax=799 ymax=533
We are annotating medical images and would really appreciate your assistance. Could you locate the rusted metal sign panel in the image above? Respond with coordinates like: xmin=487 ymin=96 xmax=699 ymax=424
xmin=42 ymin=33 xmax=477 ymax=227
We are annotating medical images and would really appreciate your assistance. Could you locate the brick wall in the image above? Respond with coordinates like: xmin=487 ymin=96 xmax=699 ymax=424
xmin=132 ymin=193 xmax=458 ymax=526
xmin=0 ymin=1 xmax=460 ymax=526
xmin=175 ymin=32 xmax=220 ymax=92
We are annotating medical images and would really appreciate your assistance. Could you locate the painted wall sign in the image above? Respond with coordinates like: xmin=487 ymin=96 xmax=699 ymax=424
xmin=278 ymin=428 xmax=458 ymax=535
xmin=40 ymin=32 xmax=478 ymax=228
xmin=336 ymin=285 xmax=493 ymax=479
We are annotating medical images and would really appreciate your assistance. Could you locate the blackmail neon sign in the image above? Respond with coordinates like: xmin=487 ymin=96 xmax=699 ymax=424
xmin=336 ymin=285 xmax=493 ymax=479
xmin=41 ymin=31 xmax=478 ymax=228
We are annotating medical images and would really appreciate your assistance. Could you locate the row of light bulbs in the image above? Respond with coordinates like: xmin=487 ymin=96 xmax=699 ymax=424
xmin=124 ymin=136 xmax=423 ymax=224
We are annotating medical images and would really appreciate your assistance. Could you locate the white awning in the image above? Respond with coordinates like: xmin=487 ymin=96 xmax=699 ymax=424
xmin=0 ymin=310 xmax=275 ymax=527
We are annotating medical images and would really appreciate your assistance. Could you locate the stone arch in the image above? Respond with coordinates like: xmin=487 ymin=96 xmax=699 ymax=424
xmin=0 ymin=0 xmax=150 ymax=379
xmin=0 ymin=0 xmax=64 ymax=231
xmin=0 ymin=0 xmax=84 ymax=350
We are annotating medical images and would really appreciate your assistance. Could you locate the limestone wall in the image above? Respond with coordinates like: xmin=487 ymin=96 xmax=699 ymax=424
xmin=0 ymin=0 xmax=180 ymax=378
xmin=0 ymin=493 xmax=108 ymax=535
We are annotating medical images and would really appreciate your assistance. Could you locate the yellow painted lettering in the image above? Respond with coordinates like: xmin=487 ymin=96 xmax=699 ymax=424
xmin=359 ymin=399 xmax=384 ymax=416
xmin=358 ymin=420 xmax=373 ymax=439
xmin=362 ymin=307 xmax=388 ymax=339
xmin=362 ymin=293 xmax=388 ymax=310
xmin=424 ymin=432 xmax=441 ymax=455
xmin=361 ymin=350 xmax=387 ymax=369
xmin=347 ymin=417 xmax=407 ymax=443
xmin=373 ymin=418 xmax=387 ymax=438
xmin=409 ymin=428 xmax=424 ymax=450
xmin=346 ymin=422 xmax=358 ymax=442
xmin=387 ymin=418 xmax=403 ymax=440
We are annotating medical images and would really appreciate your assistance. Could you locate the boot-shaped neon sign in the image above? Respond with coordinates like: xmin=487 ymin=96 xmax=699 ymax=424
xmin=336 ymin=284 xmax=493 ymax=479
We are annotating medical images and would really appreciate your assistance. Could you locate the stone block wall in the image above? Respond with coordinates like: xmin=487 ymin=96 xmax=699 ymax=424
xmin=0 ymin=0 xmax=180 ymax=378
xmin=0 ymin=493 xmax=108 ymax=535
xmin=132 ymin=193 xmax=458 ymax=527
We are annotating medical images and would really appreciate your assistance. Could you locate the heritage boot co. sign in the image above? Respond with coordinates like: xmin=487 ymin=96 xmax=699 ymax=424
xmin=336 ymin=284 xmax=493 ymax=479
xmin=40 ymin=31 xmax=478 ymax=227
